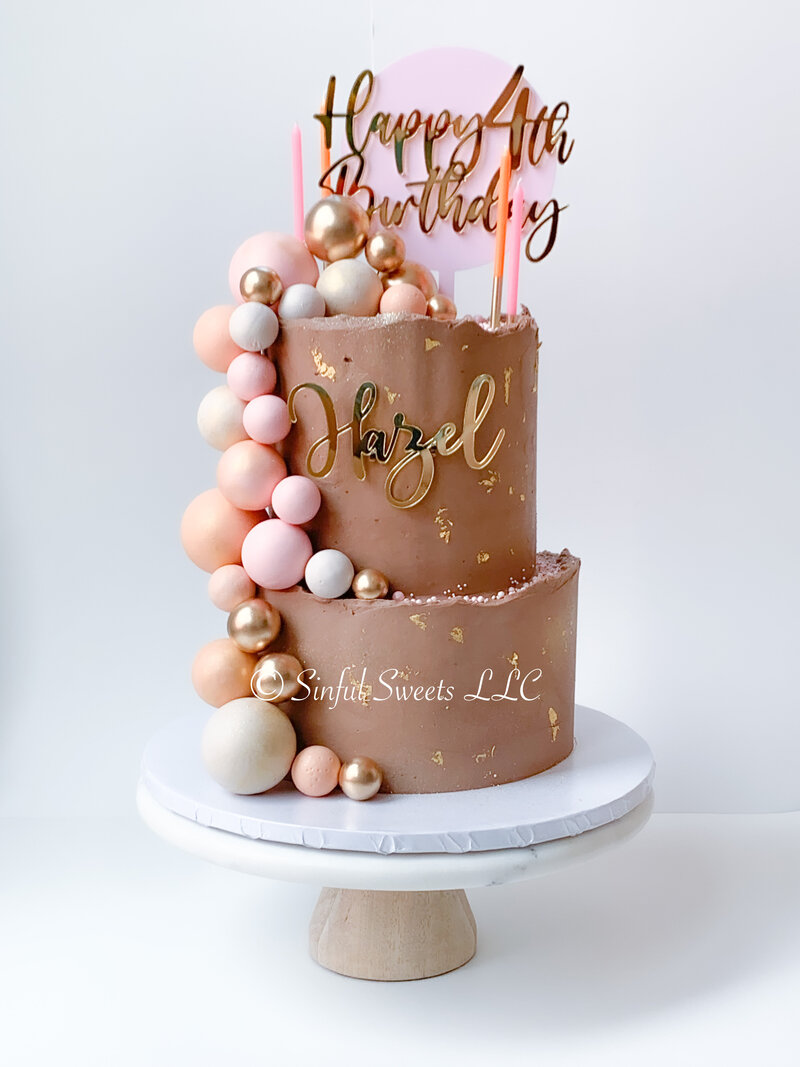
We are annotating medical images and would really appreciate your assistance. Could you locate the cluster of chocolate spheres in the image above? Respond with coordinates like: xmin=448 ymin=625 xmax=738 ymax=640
xmin=304 ymin=195 xmax=457 ymax=320
xmin=197 ymin=594 xmax=383 ymax=801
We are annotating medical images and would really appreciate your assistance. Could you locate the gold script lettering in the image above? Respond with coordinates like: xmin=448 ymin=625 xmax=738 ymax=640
xmin=287 ymin=375 xmax=505 ymax=509
xmin=462 ymin=374 xmax=505 ymax=469
xmin=314 ymin=67 xmax=573 ymax=262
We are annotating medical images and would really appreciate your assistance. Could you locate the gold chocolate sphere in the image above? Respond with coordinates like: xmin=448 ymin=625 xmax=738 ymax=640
xmin=227 ymin=597 xmax=282 ymax=654
xmin=380 ymin=261 xmax=437 ymax=300
xmin=339 ymin=756 xmax=383 ymax=801
xmin=365 ymin=231 xmax=406 ymax=273
xmin=304 ymin=195 xmax=370 ymax=262
xmin=351 ymin=567 xmax=390 ymax=601
xmin=239 ymin=266 xmax=284 ymax=306
xmin=427 ymin=292 xmax=457 ymax=322
xmin=251 ymin=652 xmax=304 ymax=702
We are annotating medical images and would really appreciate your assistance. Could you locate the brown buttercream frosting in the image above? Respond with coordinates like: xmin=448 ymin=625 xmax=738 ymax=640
xmin=272 ymin=312 xmax=539 ymax=596
xmin=268 ymin=550 xmax=579 ymax=793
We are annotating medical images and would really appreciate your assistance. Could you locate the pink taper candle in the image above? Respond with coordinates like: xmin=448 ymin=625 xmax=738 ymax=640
xmin=291 ymin=124 xmax=304 ymax=243
xmin=506 ymin=180 xmax=524 ymax=319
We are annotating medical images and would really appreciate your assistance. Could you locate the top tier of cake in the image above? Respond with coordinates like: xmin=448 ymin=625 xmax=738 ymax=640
xmin=273 ymin=312 xmax=539 ymax=596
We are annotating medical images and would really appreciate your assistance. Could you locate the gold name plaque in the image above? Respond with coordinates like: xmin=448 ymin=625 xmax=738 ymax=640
xmin=287 ymin=374 xmax=505 ymax=509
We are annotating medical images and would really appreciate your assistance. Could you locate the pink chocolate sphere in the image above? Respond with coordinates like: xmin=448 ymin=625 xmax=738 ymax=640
xmin=243 ymin=394 xmax=292 ymax=444
xmin=271 ymin=475 xmax=322 ymax=525
xmin=241 ymin=519 xmax=313 ymax=590
xmin=193 ymin=306 xmax=242 ymax=372
xmin=191 ymin=638 xmax=257 ymax=707
xmin=181 ymin=488 xmax=262 ymax=573
xmin=208 ymin=564 xmax=257 ymax=612
xmin=229 ymin=232 xmax=319 ymax=301
xmin=227 ymin=352 xmax=277 ymax=402
xmin=380 ymin=283 xmax=428 ymax=316
xmin=291 ymin=746 xmax=342 ymax=797
xmin=217 ymin=440 xmax=286 ymax=511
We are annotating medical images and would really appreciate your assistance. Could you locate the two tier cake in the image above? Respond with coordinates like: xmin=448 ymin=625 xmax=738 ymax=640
xmin=182 ymin=58 xmax=578 ymax=800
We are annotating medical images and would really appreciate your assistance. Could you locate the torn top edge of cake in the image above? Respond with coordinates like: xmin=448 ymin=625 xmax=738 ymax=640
xmin=268 ymin=306 xmax=538 ymax=335
xmin=273 ymin=549 xmax=581 ymax=609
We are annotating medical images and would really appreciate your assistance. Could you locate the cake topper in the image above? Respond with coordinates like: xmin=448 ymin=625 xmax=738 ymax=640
xmin=314 ymin=47 xmax=574 ymax=307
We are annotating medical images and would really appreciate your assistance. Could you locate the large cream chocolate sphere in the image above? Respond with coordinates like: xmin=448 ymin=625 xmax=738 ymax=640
xmin=202 ymin=697 xmax=297 ymax=795
xmin=316 ymin=260 xmax=382 ymax=317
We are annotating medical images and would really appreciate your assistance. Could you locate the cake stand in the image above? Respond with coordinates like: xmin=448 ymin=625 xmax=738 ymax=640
xmin=138 ymin=705 xmax=654 ymax=981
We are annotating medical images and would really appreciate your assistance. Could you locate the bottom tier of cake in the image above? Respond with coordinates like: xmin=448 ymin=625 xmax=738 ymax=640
xmin=267 ymin=550 xmax=580 ymax=794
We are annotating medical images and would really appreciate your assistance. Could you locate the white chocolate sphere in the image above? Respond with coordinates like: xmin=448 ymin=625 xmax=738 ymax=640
xmin=197 ymin=386 xmax=248 ymax=451
xmin=278 ymin=283 xmax=326 ymax=320
xmin=228 ymin=302 xmax=279 ymax=352
xmin=202 ymin=697 xmax=296 ymax=794
xmin=304 ymin=548 xmax=355 ymax=599
xmin=316 ymin=260 xmax=382 ymax=317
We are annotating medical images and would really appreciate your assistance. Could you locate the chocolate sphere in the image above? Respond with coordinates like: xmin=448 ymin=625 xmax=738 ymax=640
xmin=380 ymin=283 xmax=427 ymax=316
xmin=338 ymin=756 xmax=383 ymax=800
xmin=316 ymin=260 xmax=382 ymax=317
xmin=351 ymin=568 xmax=390 ymax=600
xmin=427 ymin=292 xmax=458 ymax=321
xmin=202 ymin=697 xmax=296 ymax=794
xmin=192 ymin=638 xmax=257 ymax=708
xmin=291 ymin=746 xmax=341 ymax=797
xmin=304 ymin=195 xmax=370 ymax=262
xmin=252 ymin=652 xmax=304 ymax=702
xmin=227 ymin=597 xmax=282 ymax=653
xmin=365 ymin=231 xmax=406 ymax=272
xmin=381 ymin=261 xmax=437 ymax=300
xmin=180 ymin=488 xmax=262 ymax=574
xmin=240 ymin=266 xmax=283 ymax=306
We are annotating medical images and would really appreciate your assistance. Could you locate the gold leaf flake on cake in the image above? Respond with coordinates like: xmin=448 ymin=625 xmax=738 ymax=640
xmin=431 ymin=750 xmax=444 ymax=767
xmin=449 ymin=626 xmax=464 ymax=644
xmin=507 ymin=651 xmax=520 ymax=668
xmin=424 ymin=338 xmax=441 ymax=352
xmin=476 ymin=551 xmax=490 ymax=564
xmin=348 ymin=670 xmax=372 ymax=706
xmin=409 ymin=613 xmax=429 ymax=631
xmin=548 ymin=707 xmax=560 ymax=742
xmin=385 ymin=389 xmax=399 ymax=404
xmin=461 ymin=344 xmax=469 ymax=351
xmin=478 ymin=469 xmax=499 ymax=493
xmin=311 ymin=347 xmax=336 ymax=380
xmin=434 ymin=507 xmax=453 ymax=544
xmin=475 ymin=745 xmax=496 ymax=763
xmin=396 ymin=666 xmax=411 ymax=680
xmin=520 ymin=493 xmax=526 ymax=502
xmin=503 ymin=366 xmax=513 ymax=405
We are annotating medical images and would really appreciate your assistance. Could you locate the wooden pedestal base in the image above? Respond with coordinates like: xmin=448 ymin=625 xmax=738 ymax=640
xmin=309 ymin=888 xmax=477 ymax=981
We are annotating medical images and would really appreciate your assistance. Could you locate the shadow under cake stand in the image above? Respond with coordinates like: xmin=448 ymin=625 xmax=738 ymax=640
xmin=138 ymin=705 xmax=654 ymax=981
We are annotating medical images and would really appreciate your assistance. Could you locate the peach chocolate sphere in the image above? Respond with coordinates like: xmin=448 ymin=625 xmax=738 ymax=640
xmin=192 ymin=305 xmax=242 ymax=372
xmin=379 ymin=282 xmax=427 ymax=316
xmin=217 ymin=440 xmax=286 ymax=511
xmin=181 ymin=488 xmax=262 ymax=572
xmin=191 ymin=638 xmax=258 ymax=707
xmin=291 ymin=745 xmax=341 ymax=797
xmin=228 ymin=232 xmax=319 ymax=301
xmin=208 ymin=564 xmax=257 ymax=612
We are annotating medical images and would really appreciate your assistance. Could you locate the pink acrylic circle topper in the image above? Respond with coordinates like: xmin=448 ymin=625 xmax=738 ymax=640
xmin=347 ymin=48 xmax=558 ymax=283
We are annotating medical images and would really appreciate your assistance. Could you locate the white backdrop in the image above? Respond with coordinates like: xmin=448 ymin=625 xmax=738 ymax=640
xmin=1 ymin=0 xmax=798 ymax=817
